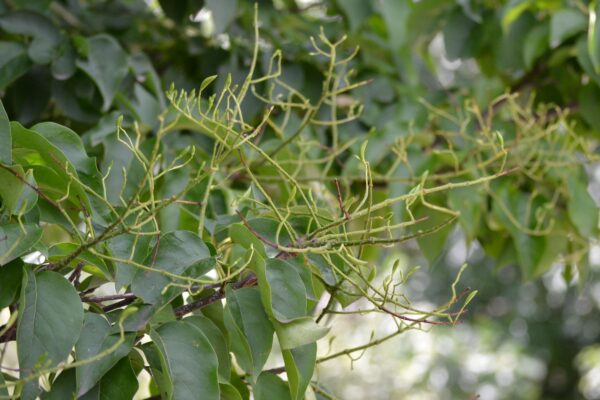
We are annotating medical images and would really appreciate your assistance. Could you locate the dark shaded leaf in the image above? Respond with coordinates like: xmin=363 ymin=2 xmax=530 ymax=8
xmin=132 ymin=231 xmax=211 ymax=303
xmin=75 ymin=313 xmax=135 ymax=397
xmin=223 ymin=286 xmax=273 ymax=378
xmin=17 ymin=269 xmax=84 ymax=400
xmin=0 ymin=98 xmax=10 ymax=164
xmin=150 ymin=320 xmax=220 ymax=400
xmin=77 ymin=35 xmax=129 ymax=111
xmin=282 ymin=342 xmax=316 ymax=400
xmin=253 ymin=373 xmax=291 ymax=400
xmin=0 ymin=11 xmax=62 ymax=64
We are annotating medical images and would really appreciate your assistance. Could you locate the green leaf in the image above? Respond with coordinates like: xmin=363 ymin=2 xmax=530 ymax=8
xmin=51 ymin=42 xmax=76 ymax=81
xmin=523 ymin=23 xmax=549 ymax=70
xmin=0 ymin=371 xmax=8 ymax=399
xmin=0 ymin=11 xmax=62 ymax=64
xmin=48 ymin=242 xmax=111 ymax=280
xmin=223 ymin=286 xmax=273 ymax=378
xmin=491 ymin=181 xmax=555 ymax=278
xmin=0 ymin=223 xmax=42 ymax=266
xmin=0 ymin=165 xmax=38 ymax=215
xmin=78 ymin=357 xmax=139 ymax=400
xmin=588 ymin=2 xmax=600 ymax=73
xmin=17 ymin=269 xmax=84 ymax=400
xmin=44 ymin=357 xmax=138 ymax=400
xmin=0 ymin=41 xmax=31 ymax=90
xmin=447 ymin=186 xmax=483 ymax=244
xmin=159 ymin=0 xmax=205 ymax=23
xmin=253 ymin=373 xmax=291 ymax=400
xmin=229 ymin=223 xmax=267 ymax=258
xmin=501 ymin=0 xmax=532 ymax=32
xmin=282 ymin=342 xmax=316 ymax=400
xmin=413 ymin=198 xmax=455 ymax=264
xmin=42 ymin=369 xmax=76 ymax=400
xmin=443 ymin=8 xmax=477 ymax=61
xmin=31 ymin=122 xmax=110 ymax=223
xmin=150 ymin=320 xmax=220 ymax=400
xmin=0 ymin=98 xmax=10 ymax=164
xmin=75 ymin=313 xmax=135 ymax=397
xmin=11 ymin=122 xmax=92 ymax=214
xmin=108 ymin=233 xmax=153 ymax=290
xmin=335 ymin=0 xmax=372 ymax=32
xmin=274 ymin=317 xmax=329 ymax=350
xmin=579 ymin=84 xmax=600 ymax=130
xmin=567 ymin=175 xmax=599 ymax=237
xmin=379 ymin=0 xmax=409 ymax=51
xmin=205 ymin=0 xmax=238 ymax=36
xmin=0 ymin=258 xmax=23 ymax=308
xmin=550 ymin=9 xmax=586 ymax=48
xmin=31 ymin=122 xmax=100 ymax=178
xmin=77 ymin=35 xmax=129 ymax=111
xmin=185 ymin=315 xmax=231 ymax=379
xmin=220 ymin=383 xmax=243 ymax=400
xmin=132 ymin=231 xmax=211 ymax=303
xmin=253 ymin=257 xmax=307 ymax=323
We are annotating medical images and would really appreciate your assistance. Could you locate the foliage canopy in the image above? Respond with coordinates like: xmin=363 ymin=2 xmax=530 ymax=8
xmin=0 ymin=1 xmax=599 ymax=399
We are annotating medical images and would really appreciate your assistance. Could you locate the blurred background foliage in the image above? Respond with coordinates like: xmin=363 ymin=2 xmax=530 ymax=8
xmin=1 ymin=0 xmax=600 ymax=399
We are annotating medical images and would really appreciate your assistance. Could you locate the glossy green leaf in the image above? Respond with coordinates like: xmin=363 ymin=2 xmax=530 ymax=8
xmin=75 ymin=313 xmax=135 ymax=397
xmin=0 ymin=223 xmax=42 ymax=266
xmin=17 ymin=269 xmax=84 ymax=400
xmin=150 ymin=320 xmax=220 ymax=400
xmin=132 ymin=231 xmax=211 ymax=303
xmin=282 ymin=342 xmax=316 ymax=400
xmin=223 ymin=286 xmax=273 ymax=378
xmin=77 ymin=35 xmax=129 ymax=111
xmin=253 ymin=373 xmax=291 ymax=400
xmin=0 ymin=98 xmax=10 ymax=164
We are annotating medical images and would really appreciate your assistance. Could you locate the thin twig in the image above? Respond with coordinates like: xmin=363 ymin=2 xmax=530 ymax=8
xmin=334 ymin=178 xmax=350 ymax=220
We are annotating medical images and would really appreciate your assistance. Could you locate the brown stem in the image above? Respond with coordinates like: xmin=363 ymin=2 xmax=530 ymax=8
xmin=173 ymin=274 xmax=257 ymax=318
